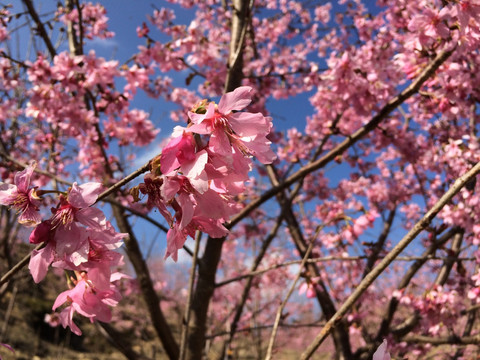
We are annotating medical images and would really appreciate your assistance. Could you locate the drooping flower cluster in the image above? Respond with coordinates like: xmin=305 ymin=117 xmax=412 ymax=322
xmin=0 ymin=164 xmax=126 ymax=335
xmin=134 ymin=86 xmax=275 ymax=261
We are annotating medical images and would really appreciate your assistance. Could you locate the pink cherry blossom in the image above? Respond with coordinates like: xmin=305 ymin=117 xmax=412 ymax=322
xmin=0 ymin=162 xmax=41 ymax=226
xmin=51 ymin=182 xmax=106 ymax=230
xmin=28 ymin=182 xmax=125 ymax=282
xmin=188 ymin=86 xmax=276 ymax=164
xmin=52 ymin=275 xmax=122 ymax=335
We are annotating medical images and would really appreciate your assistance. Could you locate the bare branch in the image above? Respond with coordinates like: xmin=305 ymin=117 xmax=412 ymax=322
xmin=265 ymin=226 xmax=319 ymax=359
xmin=402 ymin=334 xmax=480 ymax=345
xmin=21 ymin=0 xmax=57 ymax=58
xmin=179 ymin=231 xmax=202 ymax=360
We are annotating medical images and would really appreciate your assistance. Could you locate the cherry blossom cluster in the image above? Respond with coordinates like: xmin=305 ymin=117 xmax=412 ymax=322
xmin=0 ymin=163 xmax=126 ymax=335
xmin=57 ymin=2 xmax=114 ymax=40
xmin=133 ymin=86 xmax=275 ymax=261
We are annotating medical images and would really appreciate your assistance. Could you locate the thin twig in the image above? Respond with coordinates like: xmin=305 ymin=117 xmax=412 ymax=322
xmin=207 ymin=320 xmax=326 ymax=339
xmin=96 ymin=161 xmax=151 ymax=203
xmin=179 ymin=230 xmax=202 ymax=360
xmin=215 ymin=254 xmax=475 ymax=288
xmin=0 ymin=243 xmax=44 ymax=287
xmin=265 ymin=226 xmax=320 ymax=359
xmin=96 ymin=322 xmax=151 ymax=360
xmin=21 ymin=0 xmax=57 ymax=58
xmin=0 ymin=284 xmax=17 ymax=343
xmin=402 ymin=334 xmax=480 ymax=345
xmin=222 ymin=212 xmax=284 ymax=354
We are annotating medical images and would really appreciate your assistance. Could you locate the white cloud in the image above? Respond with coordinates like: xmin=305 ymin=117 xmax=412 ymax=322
xmin=132 ymin=144 xmax=162 ymax=169
xmin=85 ymin=37 xmax=119 ymax=50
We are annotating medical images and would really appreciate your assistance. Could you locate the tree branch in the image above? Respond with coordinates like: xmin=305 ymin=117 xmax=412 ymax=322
xmin=265 ymin=226 xmax=318 ymax=360
xmin=21 ymin=0 xmax=57 ymax=58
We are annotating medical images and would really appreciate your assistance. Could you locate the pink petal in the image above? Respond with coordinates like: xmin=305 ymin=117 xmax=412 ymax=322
xmin=187 ymin=122 xmax=211 ymax=135
xmin=29 ymin=241 xmax=55 ymax=283
xmin=218 ymin=86 xmax=253 ymax=113
xmin=58 ymin=306 xmax=82 ymax=335
xmin=177 ymin=192 xmax=194 ymax=230
xmin=192 ymin=217 xmax=228 ymax=238
xmin=14 ymin=162 xmax=35 ymax=193
xmin=110 ymin=272 xmax=131 ymax=282
xmin=160 ymin=135 xmax=184 ymax=174
xmin=209 ymin=128 xmax=232 ymax=156
xmin=188 ymin=102 xmax=216 ymax=125
xmin=52 ymin=289 xmax=71 ymax=311
xmin=29 ymin=220 xmax=52 ymax=244
xmin=183 ymin=150 xmax=208 ymax=180
xmin=164 ymin=226 xmax=187 ymax=262
xmin=18 ymin=204 xmax=42 ymax=227
xmin=68 ymin=182 xmax=103 ymax=208
xmin=0 ymin=183 xmax=16 ymax=205
xmin=228 ymin=111 xmax=270 ymax=137
xmin=76 ymin=207 xmax=107 ymax=230
xmin=188 ymin=171 xmax=209 ymax=194
xmin=55 ymin=225 xmax=89 ymax=263
xmin=0 ymin=343 xmax=14 ymax=354
xmin=194 ymin=189 xmax=231 ymax=220
xmin=161 ymin=176 xmax=182 ymax=201
xmin=241 ymin=135 xmax=276 ymax=164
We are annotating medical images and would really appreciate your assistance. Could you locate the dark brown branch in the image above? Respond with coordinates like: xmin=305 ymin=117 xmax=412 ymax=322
xmin=179 ymin=231 xmax=202 ymax=360
xmin=402 ymin=334 xmax=480 ymax=345
xmin=267 ymin=165 xmax=352 ymax=360
xmin=95 ymin=161 xmax=151 ymax=202
xmin=453 ymin=301 xmax=477 ymax=359
xmin=361 ymin=209 xmax=396 ymax=278
xmin=0 ymin=243 xmax=44 ymax=287
xmin=96 ymin=322 xmax=151 ymax=360
xmin=434 ymin=230 xmax=463 ymax=285
xmin=219 ymin=212 xmax=284 ymax=357
xmin=112 ymin=205 xmax=179 ymax=360
xmin=207 ymin=320 xmax=326 ymax=339
xmin=21 ymin=0 xmax=57 ymax=58
xmin=184 ymin=1 xmax=252 ymax=358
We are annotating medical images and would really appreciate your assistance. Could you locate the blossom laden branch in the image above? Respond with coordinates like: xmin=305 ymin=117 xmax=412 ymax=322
xmin=301 ymin=161 xmax=480 ymax=359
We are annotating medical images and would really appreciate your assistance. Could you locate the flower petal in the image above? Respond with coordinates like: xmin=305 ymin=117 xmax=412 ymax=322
xmin=218 ymin=86 xmax=252 ymax=113
xmin=228 ymin=111 xmax=270 ymax=137
xmin=14 ymin=162 xmax=36 ymax=193
xmin=68 ymin=182 xmax=103 ymax=208
xmin=29 ymin=241 xmax=55 ymax=283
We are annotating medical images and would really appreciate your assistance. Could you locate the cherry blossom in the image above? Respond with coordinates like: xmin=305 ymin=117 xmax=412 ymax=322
xmin=0 ymin=162 xmax=41 ymax=226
